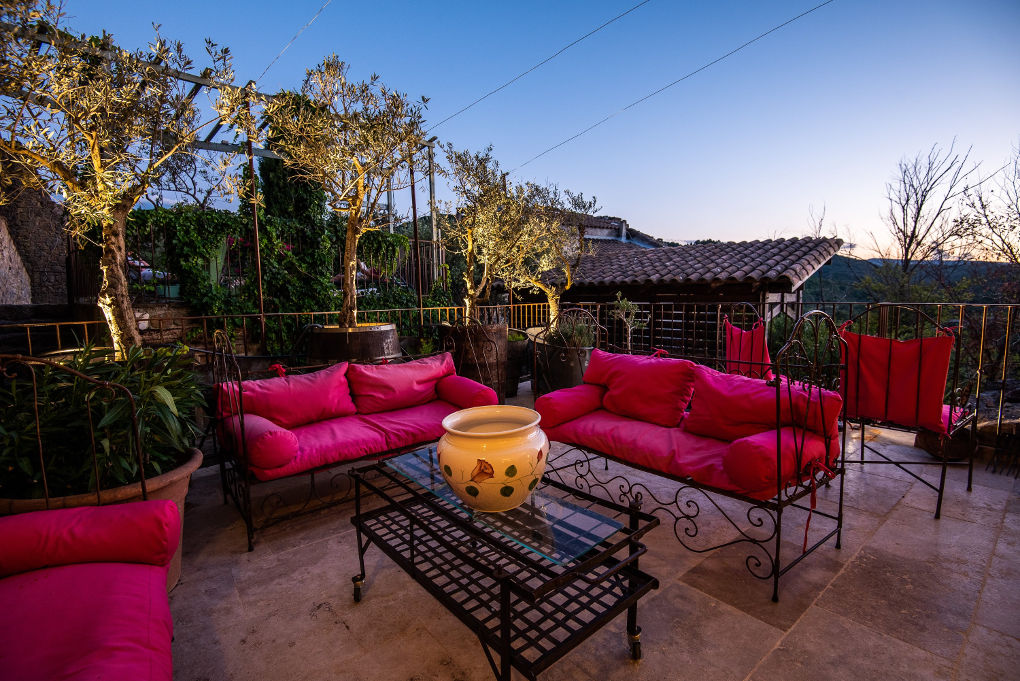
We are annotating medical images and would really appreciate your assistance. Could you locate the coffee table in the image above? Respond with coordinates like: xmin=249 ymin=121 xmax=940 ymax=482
xmin=350 ymin=447 xmax=659 ymax=681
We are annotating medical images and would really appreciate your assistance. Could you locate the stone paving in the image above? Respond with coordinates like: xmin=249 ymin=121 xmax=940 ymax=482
xmin=170 ymin=391 xmax=1019 ymax=681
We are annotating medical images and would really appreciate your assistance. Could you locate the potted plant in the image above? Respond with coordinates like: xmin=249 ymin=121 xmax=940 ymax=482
xmin=532 ymin=310 xmax=599 ymax=396
xmin=439 ymin=145 xmax=538 ymax=401
xmin=264 ymin=57 xmax=428 ymax=360
xmin=0 ymin=345 xmax=204 ymax=590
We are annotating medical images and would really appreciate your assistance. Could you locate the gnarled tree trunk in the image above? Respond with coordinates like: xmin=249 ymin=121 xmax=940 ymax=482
xmin=340 ymin=218 xmax=360 ymax=328
xmin=98 ymin=205 xmax=141 ymax=356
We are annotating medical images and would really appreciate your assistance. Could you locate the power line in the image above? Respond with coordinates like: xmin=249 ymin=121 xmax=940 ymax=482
xmin=512 ymin=0 xmax=837 ymax=171
xmin=256 ymin=0 xmax=335 ymax=84
xmin=427 ymin=0 xmax=654 ymax=133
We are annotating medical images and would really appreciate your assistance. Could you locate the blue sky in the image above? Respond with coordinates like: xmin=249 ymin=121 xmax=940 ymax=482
xmin=67 ymin=1 xmax=1020 ymax=252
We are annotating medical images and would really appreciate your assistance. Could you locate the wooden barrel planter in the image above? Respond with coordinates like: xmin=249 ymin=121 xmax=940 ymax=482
xmin=439 ymin=323 xmax=507 ymax=403
xmin=0 ymin=448 xmax=203 ymax=592
xmin=306 ymin=323 xmax=401 ymax=363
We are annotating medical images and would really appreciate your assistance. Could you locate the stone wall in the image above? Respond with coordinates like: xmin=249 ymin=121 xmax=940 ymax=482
xmin=0 ymin=186 xmax=67 ymax=304
xmin=0 ymin=217 xmax=32 ymax=304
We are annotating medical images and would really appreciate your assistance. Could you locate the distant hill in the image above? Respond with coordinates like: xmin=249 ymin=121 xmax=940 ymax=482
xmin=801 ymin=254 xmax=1013 ymax=303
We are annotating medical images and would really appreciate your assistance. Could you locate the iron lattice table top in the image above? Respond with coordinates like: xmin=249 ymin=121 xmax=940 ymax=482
xmin=350 ymin=447 xmax=660 ymax=680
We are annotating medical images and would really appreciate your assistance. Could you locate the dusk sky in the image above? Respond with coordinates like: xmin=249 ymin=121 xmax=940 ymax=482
xmin=68 ymin=1 xmax=1019 ymax=254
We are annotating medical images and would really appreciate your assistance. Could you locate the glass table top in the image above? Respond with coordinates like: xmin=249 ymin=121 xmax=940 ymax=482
xmin=385 ymin=450 xmax=624 ymax=566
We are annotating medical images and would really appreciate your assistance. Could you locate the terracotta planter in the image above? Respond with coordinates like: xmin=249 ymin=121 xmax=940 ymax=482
xmin=0 ymin=448 xmax=203 ymax=591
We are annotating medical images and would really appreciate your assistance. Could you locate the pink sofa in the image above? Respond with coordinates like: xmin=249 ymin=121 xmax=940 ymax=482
xmin=0 ymin=500 xmax=181 ymax=681
xmin=537 ymin=349 xmax=842 ymax=500
xmin=217 ymin=352 xmax=498 ymax=548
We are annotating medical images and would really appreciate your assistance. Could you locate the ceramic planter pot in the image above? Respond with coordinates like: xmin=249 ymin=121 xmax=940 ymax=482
xmin=438 ymin=405 xmax=549 ymax=513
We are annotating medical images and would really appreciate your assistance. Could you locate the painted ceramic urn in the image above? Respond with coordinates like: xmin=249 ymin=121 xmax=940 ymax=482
xmin=438 ymin=405 xmax=549 ymax=513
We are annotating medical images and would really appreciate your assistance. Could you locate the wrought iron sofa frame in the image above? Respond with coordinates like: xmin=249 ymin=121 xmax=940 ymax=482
xmin=543 ymin=310 xmax=848 ymax=602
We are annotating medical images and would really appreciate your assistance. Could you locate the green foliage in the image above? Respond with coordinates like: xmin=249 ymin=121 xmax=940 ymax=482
xmin=0 ymin=345 xmax=202 ymax=499
xmin=259 ymin=156 xmax=326 ymax=227
xmin=611 ymin=292 xmax=648 ymax=353
xmin=547 ymin=314 xmax=596 ymax=348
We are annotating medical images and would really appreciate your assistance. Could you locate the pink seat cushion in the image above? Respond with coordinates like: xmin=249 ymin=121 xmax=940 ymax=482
xmin=725 ymin=319 xmax=774 ymax=380
xmin=218 ymin=362 xmax=356 ymax=429
xmin=348 ymin=353 xmax=456 ymax=414
xmin=684 ymin=366 xmax=841 ymax=442
xmin=582 ymin=349 xmax=696 ymax=427
xmin=221 ymin=414 xmax=299 ymax=470
xmin=544 ymin=409 xmax=734 ymax=490
xmin=535 ymin=383 xmax=607 ymax=428
xmin=249 ymin=415 xmax=389 ymax=481
xmin=360 ymin=400 xmax=460 ymax=451
xmin=841 ymin=329 xmax=954 ymax=434
xmin=0 ymin=500 xmax=181 ymax=578
xmin=436 ymin=374 xmax=498 ymax=409
xmin=722 ymin=427 xmax=832 ymax=500
xmin=0 ymin=561 xmax=173 ymax=681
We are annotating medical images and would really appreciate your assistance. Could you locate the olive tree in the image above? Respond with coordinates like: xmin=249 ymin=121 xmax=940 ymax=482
xmin=264 ymin=57 xmax=427 ymax=328
xmin=498 ymin=187 xmax=596 ymax=331
xmin=442 ymin=144 xmax=535 ymax=324
xmin=0 ymin=0 xmax=236 ymax=354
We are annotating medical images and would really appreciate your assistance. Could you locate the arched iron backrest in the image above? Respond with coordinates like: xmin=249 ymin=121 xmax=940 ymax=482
xmin=211 ymin=330 xmax=249 ymax=462
xmin=534 ymin=307 xmax=607 ymax=349
xmin=0 ymin=353 xmax=146 ymax=508
xmin=770 ymin=310 xmax=848 ymax=500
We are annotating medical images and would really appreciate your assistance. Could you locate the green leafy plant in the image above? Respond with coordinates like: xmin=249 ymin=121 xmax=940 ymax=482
xmin=0 ymin=345 xmax=202 ymax=499
xmin=547 ymin=314 xmax=596 ymax=349
xmin=611 ymin=292 xmax=648 ymax=353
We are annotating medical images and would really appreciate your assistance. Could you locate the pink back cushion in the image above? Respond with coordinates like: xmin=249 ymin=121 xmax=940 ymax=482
xmin=841 ymin=329 xmax=953 ymax=433
xmin=725 ymin=319 xmax=773 ymax=380
xmin=583 ymin=349 xmax=696 ymax=427
xmin=0 ymin=500 xmax=181 ymax=578
xmin=218 ymin=362 xmax=356 ymax=429
xmin=348 ymin=352 xmax=456 ymax=414
xmin=684 ymin=365 xmax=841 ymax=442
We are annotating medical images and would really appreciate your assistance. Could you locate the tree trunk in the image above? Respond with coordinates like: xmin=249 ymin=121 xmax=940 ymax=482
xmin=98 ymin=206 xmax=142 ymax=356
xmin=340 ymin=218 xmax=359 ymax=328
xmin=546 ymin=295 xmax=562 ymax=334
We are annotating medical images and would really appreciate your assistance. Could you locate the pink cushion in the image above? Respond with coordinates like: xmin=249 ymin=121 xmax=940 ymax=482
xmin=582 ymin=349 xmax=696 ymax=427
xmin=722 ymin=427 xmax=831 ymax=500
xmin=545 ymin=409 xmax=735 ymax=490
xmin=348 ymin=353 xmax=456 ymax=414
xmin=535 ymin=383 xmax=607 ymax=428
xmin=0 ymin=561 xmax=172 ymax=681
xmin=249 ymin=415 xmax=390 ymax=481
xmin=684 ymin=366 xmax=842 ymax=442
xmin=841 ymin=329 xmax=954 ymax=433
xmin=360 ymin=400 xmax=460 ymax=451
xmin=436 ymin=374 xmax=498 ymax=409
xmin=725 ymin=319 xmax=773 ymax=380
xmin=218 ymin=362 xmax=356 ymax=429
xmin=0 ymin=500 xmax=181 ymax=578
xmin=222 ymin=414 xmax=299 ymax=470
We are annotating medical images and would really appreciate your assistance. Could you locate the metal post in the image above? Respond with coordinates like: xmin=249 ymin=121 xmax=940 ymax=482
xmin=245 ymin=137 xmax=267 ymax=345
xmin=410 ymin=156 xmax=424 ymax=329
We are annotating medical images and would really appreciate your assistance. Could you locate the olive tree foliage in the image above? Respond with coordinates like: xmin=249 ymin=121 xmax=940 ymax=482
xmin=263 ymin=56 xmax=428 ymax=328
xmin=498 ymin=187 xmax=597 ymax=332
xmin=441 ymin=144 xmax=540 ymax=325
xmin=0 ymin=0 xmax=237 ymax=354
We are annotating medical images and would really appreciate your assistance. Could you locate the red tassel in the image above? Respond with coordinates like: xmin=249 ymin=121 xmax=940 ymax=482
xmin=268 ymin=363 xmax=287 ymax=378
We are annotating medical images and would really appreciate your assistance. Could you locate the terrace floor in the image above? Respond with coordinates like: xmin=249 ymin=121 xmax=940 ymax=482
xmin=171 ymin=388 xmax=1019 ymax=681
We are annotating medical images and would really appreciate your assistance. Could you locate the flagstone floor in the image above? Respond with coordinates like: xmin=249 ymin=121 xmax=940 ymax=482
xmin=170 ymin=388 xmax=1019 ymax=681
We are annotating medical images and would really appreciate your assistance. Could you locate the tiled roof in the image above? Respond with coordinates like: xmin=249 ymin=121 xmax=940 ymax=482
xmin=573 ymin=237 xmax=843 ymax=291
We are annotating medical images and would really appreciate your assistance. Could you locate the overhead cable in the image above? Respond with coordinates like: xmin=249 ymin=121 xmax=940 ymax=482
xmin=427 ymin=0 xmax=654 ymax=132
xmin=256 ymin=0 xmax=335 ymax=83
xmin=512 ymin=0 xmax=837 ymax=171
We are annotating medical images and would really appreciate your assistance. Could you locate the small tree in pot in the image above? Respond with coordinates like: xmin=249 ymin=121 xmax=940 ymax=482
xmin=265 ymin=57 xmax=428 ymax=329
